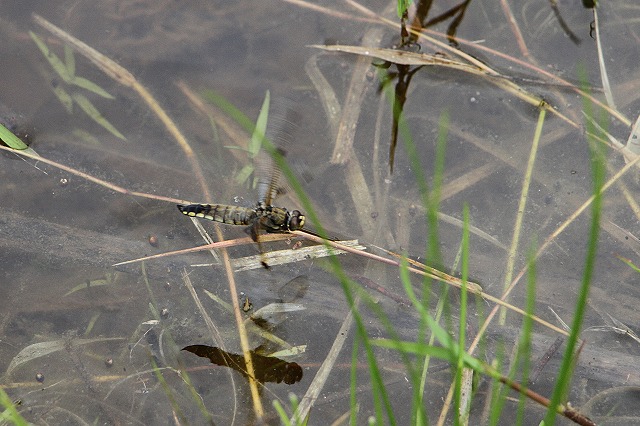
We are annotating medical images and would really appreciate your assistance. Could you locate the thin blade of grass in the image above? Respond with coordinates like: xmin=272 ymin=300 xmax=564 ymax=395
xmin=543 ymin=68 xmax=607 ymax=425
xmin=29 ymin=31 xmax=72 ymax=83
xmin=71 ymin=92 xmax=126 ymax=140
xmin=0 ymin=387 xmax=28 ymax=426
xmin=235 ymin=91 xmax=269 ymax=185
xmin=454 ymin=205 xmax=470 ymax=424
xmin=64 ymin=44 xmax=75 ymax=77
xmin=499 ymin=106 xmax=546 ymax=324
xmin=515 ymin=239 xmax=537 ymax=426
xmin=53 ymin=84 xmax=74 ymax=113
xmin=71 ymin=76 xmax=115 ymax=99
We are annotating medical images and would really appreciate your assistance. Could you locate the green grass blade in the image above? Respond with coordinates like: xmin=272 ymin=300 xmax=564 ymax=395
xmin=0 ymin=123 xmax=28 ymax=150
xmin=370 ymin=338 xmax=484 ymax=372
xmin=64 ymin=44 xmax=76 ymax=78
xmin=235 ymin=90 xmax=270 ymax=185
xmin=29 ymin=31 xmax=72 ymax=83
xmin=0 ymin=388 xmax=28 ymax=426
xmin=453 ymin=204 xmax=470 ymax=425
xmin=53 ymin=84 xmax=74 ymax=113
xmin=515 ymin=239 xmax=537 ymax=426
xmin=616 ymin=255 xmax=640 ymax=273
xmin=350 ymin=337 xmax=360 ymax=426
xmin=499 ymin=107 xmax=546 ymax=324
xmin=150 ymin=359 xmax=188 ymax=425
xmin=397 ymin=0 xmax=413 ymax=18
xmin=544 ymin=68 xmax=607 ymax=424
xmin=71 ymin=76 xmax=114 ymax=99
xmin=358 ymin=269 xmax=426 ymax=424
xmin=251 ymin=90 xmax=270 ymax=157
xmin=273 ymin=399 xmax=292 ymax=426
xmin=487 ymin=346 xmax=505 ymax=426
xmin=72 ymin=92 xmax=126 ymax=140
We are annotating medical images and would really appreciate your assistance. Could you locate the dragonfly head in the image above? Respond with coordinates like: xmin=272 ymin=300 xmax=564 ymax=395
xmin=287 ymin=210 xmax=305 ymax=231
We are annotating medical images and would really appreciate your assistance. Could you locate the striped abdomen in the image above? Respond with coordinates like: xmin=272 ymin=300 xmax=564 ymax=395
xmin=177 ymin=204 xmax=257 ymax=226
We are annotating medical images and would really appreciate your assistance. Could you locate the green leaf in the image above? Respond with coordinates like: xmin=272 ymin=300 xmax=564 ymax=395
xmin=64 ymin=273 xmax=116 ymax=297
xmin=72 ymin=92 xmax=126 ymax=141
xmin=0 ymin=388 xmax=28 ymax=426
xmin=71 ymin=76 xmax=114 ymax=99
xmin=64 ymin=44 xmax=76 ymax=78
xmin=371 ymin=338 xmax=484 ymax=371
xmin=617 ymin=255 xmax=640 ymax=274
xmin=52 ymin=84 xmax=74 ymax=113
xmin=269 ymin=345 xmax=306 ymax=358
xmin=29 ymin=31 xmax=73 ymax=83
xmin=71 ymin=129 xmax=102 ymax=146
xmin=0 ymin=122 xmax=28 ymax=150
xmin=249 ymin=90 xmax=270 ymax=157
xmin=397 ymin=0 xmax=412 ymax=18
xmin=235 ymin=164 xmax=254 ymax=185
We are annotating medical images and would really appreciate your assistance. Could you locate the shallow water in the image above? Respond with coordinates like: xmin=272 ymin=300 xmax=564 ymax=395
xmin=1 ymin=1 xmax=639 ymax=424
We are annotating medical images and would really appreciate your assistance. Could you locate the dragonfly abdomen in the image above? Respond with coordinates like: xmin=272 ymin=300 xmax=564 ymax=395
xmin=177 ymin=204 xmax=256 ymax=226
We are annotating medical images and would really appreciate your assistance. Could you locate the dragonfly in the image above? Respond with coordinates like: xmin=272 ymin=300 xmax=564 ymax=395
xmin=177 ymin=102 xmax=306 ymax=267
xmin=176 ymin=201 xmax=305 ymax=240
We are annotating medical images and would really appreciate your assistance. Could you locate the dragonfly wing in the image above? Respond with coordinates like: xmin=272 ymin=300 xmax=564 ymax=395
xmin=254 ymin=147 xmax=284 ymax=206
xmin=254 ymin=99 xmax=300 ymax=205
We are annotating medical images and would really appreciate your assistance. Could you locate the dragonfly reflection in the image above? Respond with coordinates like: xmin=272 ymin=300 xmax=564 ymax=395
xmin=177 ymin=102 xmax=305 ymax=267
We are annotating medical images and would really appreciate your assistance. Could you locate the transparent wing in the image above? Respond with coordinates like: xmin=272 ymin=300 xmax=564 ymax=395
xmin=255 ymin=99 xmax=300 ymax=205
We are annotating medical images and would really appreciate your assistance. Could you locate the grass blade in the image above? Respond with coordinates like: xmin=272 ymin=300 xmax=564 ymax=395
xmin=72 ymin=92 xmax=126 ymax=140
xmin=0 ymin=123 xmax=28 ymax=150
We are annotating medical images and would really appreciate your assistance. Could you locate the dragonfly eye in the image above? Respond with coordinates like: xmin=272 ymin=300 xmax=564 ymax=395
xmin=288 ymin=210 xmax=305 ymax=230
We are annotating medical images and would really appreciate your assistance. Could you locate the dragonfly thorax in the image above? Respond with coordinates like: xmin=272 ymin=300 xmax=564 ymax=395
xmin=256 ymin=203 xmax=305 ymax=232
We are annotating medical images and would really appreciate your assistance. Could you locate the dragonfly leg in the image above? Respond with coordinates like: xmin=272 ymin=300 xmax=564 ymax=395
xmin=246 ymin=221 xmax=270 ymax=269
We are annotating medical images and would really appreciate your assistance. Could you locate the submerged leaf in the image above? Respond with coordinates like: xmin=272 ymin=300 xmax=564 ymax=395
xmin=235 ymin=164 xmax=254 ymax=186
xmin=64 ymin=273 xmax=116 ymax=296
xmin=71 ymin=129 xmax=101 ymax=146
xmin=269 ymin=345 xmax=307 ymax=358
xmin=52 ymin=84 xmax=74 ymax=113
xmin=72 ymin=92 xmax=126 ymax=141
xmin=64 ymin=44 xmax=76 ymax=78
xmin=71 ymin=76 xmax=114 ymax=99
xmin=5 ymin=337 xmax=123 ymax=377
xmin=29 ymin=31 xmax=73 ymax=83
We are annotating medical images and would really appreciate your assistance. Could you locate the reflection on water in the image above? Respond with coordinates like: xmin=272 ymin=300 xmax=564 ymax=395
xmin=0 ymin=0 xmax=639 ymax=424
